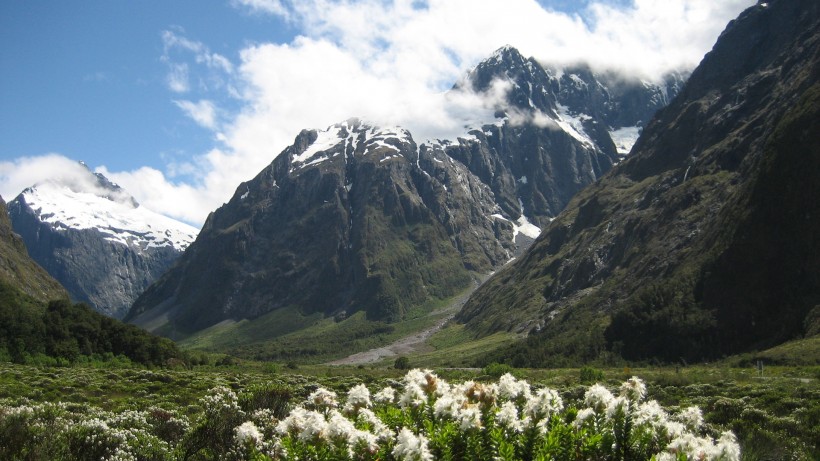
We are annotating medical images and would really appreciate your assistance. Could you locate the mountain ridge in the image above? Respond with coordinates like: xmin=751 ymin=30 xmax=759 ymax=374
xmin=456 ymin=0 xmax=820 ymax=365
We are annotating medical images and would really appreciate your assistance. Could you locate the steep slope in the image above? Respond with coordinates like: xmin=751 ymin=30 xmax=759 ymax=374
xmin=0 ymin=196 xmax=181 ymax=365
xmin=128 ymin=120 xmax=516 ymax=335
xmin=458 ymin=0 xmax=820 ymax=365
xmin=544 ymin=64 xmax=687 ymax=156
xmin=8 ymin=165 xmax=198 ymax=319
xmin=127 ymin=47 xmax=683 ymax=357
xmin=0 ymin=195 xmax=67 ymax=304
xmin=450 ymin=46 xmax=685 ymax=227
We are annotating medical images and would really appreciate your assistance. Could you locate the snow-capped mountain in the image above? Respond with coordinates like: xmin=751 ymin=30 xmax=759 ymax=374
xmin=127 ymin=46 xmax=681 ymax=340
xmin=8 ymin=165 xmax=198 ymax=319
xmin=126 ymin=46 xmax=682 ymax=339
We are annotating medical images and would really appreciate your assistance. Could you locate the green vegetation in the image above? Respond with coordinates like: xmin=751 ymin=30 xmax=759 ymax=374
xmin=393 ymin=356 xmax=411 ymax=370
xmin=0 ymin=293 xmax=182 ymax=367
xmin=0 ymin=363 xmax=816 ymax=460
xmin=178 ymin=287 xmax=472 ymax=364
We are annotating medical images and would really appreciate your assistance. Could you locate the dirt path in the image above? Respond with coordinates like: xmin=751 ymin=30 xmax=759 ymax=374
xmin=326 ymin=277 xmax=485 ymax=366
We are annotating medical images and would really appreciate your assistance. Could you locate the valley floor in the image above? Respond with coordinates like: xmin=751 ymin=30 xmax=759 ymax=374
xmin=326 ymin=280 xmax=479 ymax=365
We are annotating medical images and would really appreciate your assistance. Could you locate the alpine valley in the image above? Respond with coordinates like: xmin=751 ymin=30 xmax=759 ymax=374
xmin=3 ymin=0 xmax=817 ymax=370
xmin=124 ymin=45 xmax=687 ymax=360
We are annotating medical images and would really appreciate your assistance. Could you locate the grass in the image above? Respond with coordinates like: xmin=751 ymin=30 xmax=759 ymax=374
xmin=408 ymin=323 xmax=518 ymax=368
xmin=177 ymin=286 xmax=473 ymax=364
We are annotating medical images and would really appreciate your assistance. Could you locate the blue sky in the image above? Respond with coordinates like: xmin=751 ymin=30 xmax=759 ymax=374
xmin=0 ymin=0 xmax=753 ymax=226
xmin=1 ymin=1 xmax=293 ymax=173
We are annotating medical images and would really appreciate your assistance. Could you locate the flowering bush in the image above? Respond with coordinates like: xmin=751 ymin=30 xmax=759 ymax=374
xmin=0 ymin=370 xmax=741 ymax=460
xmin=232 ymin=370 xmax=740 ymax=461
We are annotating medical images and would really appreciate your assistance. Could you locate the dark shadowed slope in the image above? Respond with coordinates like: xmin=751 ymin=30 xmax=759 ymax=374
xmin=457 ymin=0 xmax=820 ymax=365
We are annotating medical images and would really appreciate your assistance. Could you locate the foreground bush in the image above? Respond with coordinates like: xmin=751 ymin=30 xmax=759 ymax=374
xmin=0 ymin=370 xmax=739 ymax=460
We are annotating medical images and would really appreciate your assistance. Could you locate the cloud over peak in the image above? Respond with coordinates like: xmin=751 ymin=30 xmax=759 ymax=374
xmin=1 ymin=0 xmax=755 ymax=227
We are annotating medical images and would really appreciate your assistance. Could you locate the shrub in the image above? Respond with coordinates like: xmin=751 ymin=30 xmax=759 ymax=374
xmin=483 ymin=362 xmax=514 ymax=378
xmin=579 ymin=366 xmax=604 ymax=383
xmin=394 ymin=356 xmax=411 ymax=370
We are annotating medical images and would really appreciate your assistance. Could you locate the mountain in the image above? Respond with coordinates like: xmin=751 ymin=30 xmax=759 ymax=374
xmin=457 ymin=0 xmax=820 ymax=366
xmin=8 ymin=165 xmax=198 ymax=319
xmin=0 ymin=195 xmax=67 ymax=304
xmin=0 ymin=195 xmax=181 ymax=366
xmin=126 ymin=46 xmax=683 ymax=356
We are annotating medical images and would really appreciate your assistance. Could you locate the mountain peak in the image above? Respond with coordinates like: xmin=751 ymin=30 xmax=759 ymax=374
xmin=490 ymin=45 xmax=525 ymax=63
xmin=286 ymin=119 xmax=416 ymax=174
xmin=12 ymin=166 xmax=196 ymax=252
xmin=31 ymin=162 xmax=139 ymax=209
xmin=458 ymin=45 xmax=558 ymax=118
xmin=9 ymin=165 xmax=200 ymax=318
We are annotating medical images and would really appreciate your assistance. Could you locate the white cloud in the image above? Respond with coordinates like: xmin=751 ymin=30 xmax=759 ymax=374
xmin=166 ymin=63 xmax=190 ymax=93
xmin=0 ymin=155 xmax=91 ymax=201
xmin=233 ymin=0 xmax=291 ymax=19
xmin=1 ymin=0 xmax=755 ymax=228
xmin=95 ymin=165 xmax=219 ymax=226
xmin=174 ymin=99 xmax=218 ymax=129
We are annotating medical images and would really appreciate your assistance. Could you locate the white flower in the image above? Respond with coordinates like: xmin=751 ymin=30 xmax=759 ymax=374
xmin=676 ymin=406 xmax=704 ymax=431
xmin=350 ymin=429 xmax=380 ymax=454
xmin=276 ymin=407 xmax=329 ymax=442
xmin=399 ymin=383 xmax=427 ymax=408
xmin=619 ymin=376 xmax=647 ymax=402
xmin=634 ymin=400 xmax=669 ymax=428
xmin=524 ymin=387 xmax=563 ymax=420
xmin=234 ymin=421 xmax=262 ymax=446
xmin=584 ymin=384 xmax=614 ymax=413
xmin=458 ymin=405 xmax=483 ymax=431
xmin=497 ymin=373 xmax=531 ymax=401
xmin=662 ymin=420 xmax=685 ymax=439
xmin=535 ymin=416 xmax=552 ymax=435
xmin=433 ymin=393 xmax=462 ymax=419
xmin=573 ymin=408 xmax=595 ymax=429
xmin=299 ymin=410 xmax=329 ymax=442
xmin=357 ymin=408 xmax=393 ymax=441
xmin=403 ymin=369 xmax=439 ymax=395
xmin=308 ymin=387 xmax=338 ymax=410
xmin=392 ymin=427 xmax=434 ymax=461
xmin=606 ymin=396 xmax=629 ymax=420
xmin=716 ymin=431 xmax=741 ymax=461
xmin=666 ymin=432 xmax=740 ymax=461
xmin=343 ymin=384 xmax=371 ymax=414
xmin=496 ymin=401 xmax=523 ymax=432
xmin=276 ymin=406 xmax=307 ymax=436
xmin=373 ymin=386 xmax=396 ymax=404
xmin=327 ymin=410 xmax=357 ymax=441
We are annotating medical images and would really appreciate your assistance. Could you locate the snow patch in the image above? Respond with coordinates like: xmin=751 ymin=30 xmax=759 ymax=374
xmin=21 ymin=182 xmax=198 ymax=251
xmin=292 ymin=126 xmax=343 ymax=164
xmin=555 ymin=103 xmax=594 ymax=147
xmin=609 ymin=126 xmax=642 ymax=155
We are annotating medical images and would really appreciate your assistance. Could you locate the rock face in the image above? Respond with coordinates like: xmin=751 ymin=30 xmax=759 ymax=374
xmin=127 ymin=46 xmax=683 ymax=339
xmin=458 ymin=0 xmax=820 ymax=365
xmin=0 ymin=195 xmax=67 ymax=303
xmin=8 ymin=166 xmax=198 ymax=319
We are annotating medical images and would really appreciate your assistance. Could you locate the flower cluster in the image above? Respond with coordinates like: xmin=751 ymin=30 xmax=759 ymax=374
xmin=225 ymin=371 xmax=740 ymax=461
xmin=0 ymin=371 xmax=741 ymax=460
